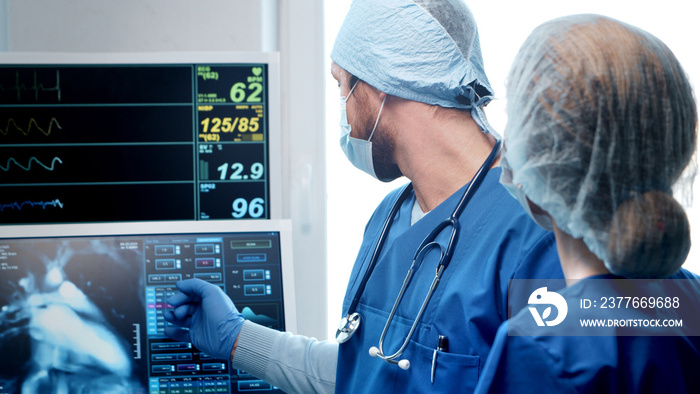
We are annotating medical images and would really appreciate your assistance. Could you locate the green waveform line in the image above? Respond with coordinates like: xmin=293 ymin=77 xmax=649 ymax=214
xmin=0 ymin=70 xmax=61 ymax=101
xmin=0 ymin=156 xmax=63 ymax=171
xmin=0 ymin=118 xmax=62 ymax=136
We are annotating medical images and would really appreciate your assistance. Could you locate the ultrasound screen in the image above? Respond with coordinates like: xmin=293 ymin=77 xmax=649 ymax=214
xmin=0 ymin=220 xmax=293 ymax=394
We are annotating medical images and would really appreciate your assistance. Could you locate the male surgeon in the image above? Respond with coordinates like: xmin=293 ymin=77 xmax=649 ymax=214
xmin=164 ymin=1 xmax=563 ymax=392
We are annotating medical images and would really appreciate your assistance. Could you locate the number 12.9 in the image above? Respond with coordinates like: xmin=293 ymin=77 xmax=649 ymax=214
xmin=217 ymin=162 xmax=264 ymax=180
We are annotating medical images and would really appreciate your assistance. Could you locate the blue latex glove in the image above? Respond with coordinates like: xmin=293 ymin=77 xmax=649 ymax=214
xmin=163 ymin=278 xmax=244 ymax=361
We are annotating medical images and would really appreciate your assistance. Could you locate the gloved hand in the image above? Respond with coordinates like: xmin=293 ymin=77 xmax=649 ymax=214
xmin=163 ymin=278 xmax=244 ymax=361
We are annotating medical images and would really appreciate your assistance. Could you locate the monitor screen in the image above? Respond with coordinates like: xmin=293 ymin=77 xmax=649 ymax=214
xmin=0 ymin=219 xmax=296 ymax=394
xmin=0 ymin=52 xmax=281 ymax=224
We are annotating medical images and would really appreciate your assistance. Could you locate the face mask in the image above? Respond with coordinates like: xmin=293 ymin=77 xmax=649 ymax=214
xmin=499 ymin=157 xmax=554 ymax=231
xmin=339 ymin=81 xmax=386 ymax=180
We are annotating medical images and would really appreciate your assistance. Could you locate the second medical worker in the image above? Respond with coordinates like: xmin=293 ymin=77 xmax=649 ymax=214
xmin=163 ymin=0 xmax=564 ymax=392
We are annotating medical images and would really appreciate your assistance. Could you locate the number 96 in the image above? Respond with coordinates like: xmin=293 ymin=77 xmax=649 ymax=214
xmin=232 ymin=197 xmax=265 ymax=218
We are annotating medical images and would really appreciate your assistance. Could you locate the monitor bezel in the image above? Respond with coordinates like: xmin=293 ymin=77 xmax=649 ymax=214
xmin=0 ymin=51 xmax=283 ymax=221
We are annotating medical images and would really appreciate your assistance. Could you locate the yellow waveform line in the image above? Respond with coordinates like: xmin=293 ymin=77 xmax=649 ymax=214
xmin=0 ymin=118 xmax=62 ymax=137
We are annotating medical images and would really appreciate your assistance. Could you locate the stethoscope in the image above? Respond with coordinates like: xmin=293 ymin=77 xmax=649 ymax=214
xmin=335 ymin=140 xmax=502 ymax=370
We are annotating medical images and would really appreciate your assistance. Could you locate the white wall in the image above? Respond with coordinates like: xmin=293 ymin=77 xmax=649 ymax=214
xmin=0 ymin=1 xmax=7 ymax=51
xmin=277 ymin=0 xmax=328 ymax=340
xmin=6 ymin=1 xmax=262 ymax=51
xmin=325 ymin=0 xmax=700 ymax=340
xmin=1 ymin=0 xmax=328 ymax=340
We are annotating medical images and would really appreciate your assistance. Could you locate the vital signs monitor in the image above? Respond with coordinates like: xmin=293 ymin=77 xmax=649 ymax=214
xmin=0 ymin=52 xmax=281 ymax=224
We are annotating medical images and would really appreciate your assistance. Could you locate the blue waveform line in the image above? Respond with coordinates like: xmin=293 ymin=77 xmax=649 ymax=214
xmin=0 ymin=157 xmax=63 ymax=172
xmin=0 ymin=199 xmax=64 ymax=212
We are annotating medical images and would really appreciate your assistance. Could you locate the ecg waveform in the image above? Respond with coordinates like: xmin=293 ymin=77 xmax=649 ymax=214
xmin=0 ymin=199 xmax=64 ymax=212
xmin=1 ymin=118 xmax=62 ymax=137
xmin=0 ymin=157 xmax=63 ymax=172
xmin=0 ymin=70 xmax=61 ymax=101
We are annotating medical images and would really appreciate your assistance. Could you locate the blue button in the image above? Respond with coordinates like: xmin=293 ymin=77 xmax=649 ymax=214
xmin=238 ymin=380 xmax=272 ymax=391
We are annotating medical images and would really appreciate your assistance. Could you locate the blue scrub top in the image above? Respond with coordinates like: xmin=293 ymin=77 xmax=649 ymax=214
xmin=476 ymin=270 xmax=700 ymax=393
xmin=335 ymin=168 xmax=563 ymax=393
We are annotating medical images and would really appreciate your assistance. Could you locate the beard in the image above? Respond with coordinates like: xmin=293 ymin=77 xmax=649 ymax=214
xmin=353 ymin=92 xmax=403 ymax=182
xmin=370 ymin=126 xmax=403 ymax=182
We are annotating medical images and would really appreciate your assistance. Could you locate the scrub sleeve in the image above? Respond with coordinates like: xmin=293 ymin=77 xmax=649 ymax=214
xmin=232 ymin=320 xmax=338 ymax=393
xmin=475 ymin=270 xmax=700 ymax=393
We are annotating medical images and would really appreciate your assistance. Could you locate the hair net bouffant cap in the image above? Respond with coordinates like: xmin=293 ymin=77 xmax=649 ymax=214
xmin=504 ymin=14 xmax=697 ymax=278
xmin=331 ymin=0 xmax=494 ymax=116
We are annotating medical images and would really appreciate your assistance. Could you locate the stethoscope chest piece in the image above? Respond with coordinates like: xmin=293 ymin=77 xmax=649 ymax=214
xmin=335 ymin=141 xmax=502 ymax=369
xmin=336 ymin=312 xmax=361 ymax=343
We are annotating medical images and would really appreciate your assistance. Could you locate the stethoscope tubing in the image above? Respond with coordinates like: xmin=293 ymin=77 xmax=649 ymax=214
xmin=373 ymin=140 xmax=502 ymax=363
xmin=375 ymin=250 xmax=446 ymax=362
xmin=423 ymin=139 xmax=502 ymax=269
xmin=337 ymin=140 xmax=502 ymax=351
xmin=346 ymin=183 xmax=414 ymax=316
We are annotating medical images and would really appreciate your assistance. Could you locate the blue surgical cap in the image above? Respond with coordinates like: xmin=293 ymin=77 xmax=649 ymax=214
xmin=331 ymin=0 xmax=495 ymax=132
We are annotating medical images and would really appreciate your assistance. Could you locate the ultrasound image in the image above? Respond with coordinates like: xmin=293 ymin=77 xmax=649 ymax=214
xmin=0 ymin=238 xmax=147 ymax=393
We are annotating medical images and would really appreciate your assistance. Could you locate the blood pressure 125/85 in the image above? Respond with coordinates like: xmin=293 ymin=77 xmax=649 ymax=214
xmin=198 ymin=104 xmax=264 ymax=143
xmin=200 ymin=116 xmax=260 ymax=134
